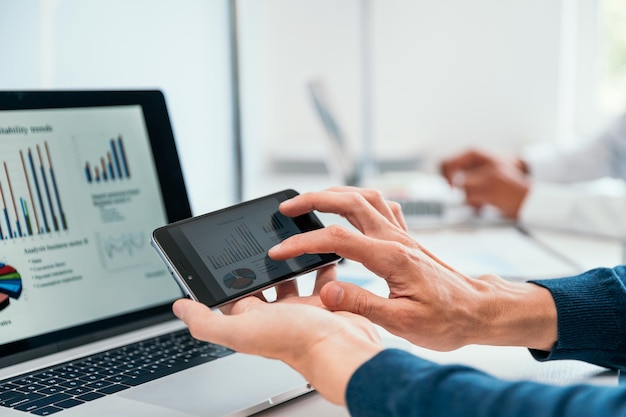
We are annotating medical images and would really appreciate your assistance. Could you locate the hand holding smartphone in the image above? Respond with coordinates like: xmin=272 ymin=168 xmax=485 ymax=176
xmin=151 ymin=189 xmax=341 ymax=309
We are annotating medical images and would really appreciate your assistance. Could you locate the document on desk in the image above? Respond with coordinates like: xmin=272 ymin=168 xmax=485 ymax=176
xmin=410 ymin=226 xmax=581 ymax=280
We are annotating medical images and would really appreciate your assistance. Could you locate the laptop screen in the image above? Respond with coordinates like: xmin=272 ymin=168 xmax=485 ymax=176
xmin=0 ymin=91 xmax=191 ymax=362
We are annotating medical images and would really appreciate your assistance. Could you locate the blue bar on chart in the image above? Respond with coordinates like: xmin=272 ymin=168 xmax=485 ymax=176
xmin=0 ymin=181 xmax=13 ymax=239
xmin=36 ymin=144 xmax=60 ymax=232
xmin=20 ymin=150 xmax=41 ymax=236
xmin=118 ymin=135 xmax=130 ymax=178
xmin=20 ymin=198 xmax=33 ymax=236
xmin=28 ymin=148 xmax=49 ymax=233
xmin=85 ymin=135 xmax=131 ymax=184
xmin=45 ymin=142 xmax=67 ymax=230
xmin=3 ymin=162 xmax=24 ymax=238
xmin=0 ymin=141 xmax=68 ymax=240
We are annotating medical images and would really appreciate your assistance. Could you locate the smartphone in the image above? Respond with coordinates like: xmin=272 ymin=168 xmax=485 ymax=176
xmin=151 ymin=189 xmax=341 ymax=309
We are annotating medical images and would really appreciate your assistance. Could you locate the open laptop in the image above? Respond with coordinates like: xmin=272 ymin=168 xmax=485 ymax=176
xmin=0 ymin=90 xmax=311 ymax=417
xmin=306 ymin=80 xmax=492 ymax=227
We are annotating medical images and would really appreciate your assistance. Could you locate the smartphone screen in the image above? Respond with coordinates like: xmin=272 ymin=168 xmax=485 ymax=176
xmin=151 ymin=189 xmax=341 ymax=308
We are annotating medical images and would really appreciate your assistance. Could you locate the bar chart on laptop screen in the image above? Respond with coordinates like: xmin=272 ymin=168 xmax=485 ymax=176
xmin=0 ymin=104 xmax=179 ymax=344
xmin=71 ymin=132 xmax=157 ymax=271
xmin=83 ymin=135 xmax=131 ymax=184
xmin=0 ymin=141 xmax=68 ymax=240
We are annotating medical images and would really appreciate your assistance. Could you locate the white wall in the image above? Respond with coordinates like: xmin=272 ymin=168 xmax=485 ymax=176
xmin=372 ymin=0 xmax=563 ymax=158
xmin=238 ymin=0 xmax=362 ymax=191
xmin=2 ymin=1 xmax=584 ymax=204
xmin=0 ymin=0 xmax=236 ymax=214
xmin=238 ymin=0 xmax=569 ymax=193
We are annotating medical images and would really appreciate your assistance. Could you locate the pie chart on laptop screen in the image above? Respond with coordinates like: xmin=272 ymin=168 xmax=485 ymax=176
xmin=0 ymin=263 xmax=23 ymax=311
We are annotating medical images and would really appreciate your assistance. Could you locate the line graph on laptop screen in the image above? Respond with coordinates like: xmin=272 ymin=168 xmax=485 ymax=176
xmin=0 ymin=106 xmax=180 ymax=345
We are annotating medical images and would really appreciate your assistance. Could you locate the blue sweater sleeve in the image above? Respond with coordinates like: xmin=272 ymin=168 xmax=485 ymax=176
xmin=346 ymin=265 xmax=626 ymax=416
xmin=346 ymin=349 xmax=626 ymax=417
xmin=529 ymin=265 xmax=626 ymax=369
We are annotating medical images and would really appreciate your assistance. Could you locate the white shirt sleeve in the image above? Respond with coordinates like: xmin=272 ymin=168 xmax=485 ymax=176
xmin=521 ymin=113 xmax=626 ymax=183
xmin=517 ymin=114 xmax=626 ymax=238
xmin=519 ymin=178 xmax=626 ymax=238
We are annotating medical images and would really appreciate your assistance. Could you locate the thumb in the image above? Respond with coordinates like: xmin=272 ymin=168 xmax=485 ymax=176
xmin=320 ymin=281 xmax=389 ymax=321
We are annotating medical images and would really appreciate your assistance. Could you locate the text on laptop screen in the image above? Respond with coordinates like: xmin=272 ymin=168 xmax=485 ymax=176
xmin=0 ymin=105 xmax=180 ymax=346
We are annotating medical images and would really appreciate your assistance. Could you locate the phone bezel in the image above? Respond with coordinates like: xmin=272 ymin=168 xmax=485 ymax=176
xmin=151 ymin=189 xmax=341 ymax=308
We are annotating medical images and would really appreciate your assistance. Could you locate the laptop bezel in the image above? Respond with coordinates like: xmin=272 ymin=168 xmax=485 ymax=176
xmin=0 ymin=90 xmax=191 ymax=366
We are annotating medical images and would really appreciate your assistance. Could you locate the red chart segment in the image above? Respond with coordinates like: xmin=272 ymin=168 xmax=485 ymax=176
xmin=0 ymin=293 xmax=8 ymax=311
xmin=0 ymin=263 xmax=22 ymax=311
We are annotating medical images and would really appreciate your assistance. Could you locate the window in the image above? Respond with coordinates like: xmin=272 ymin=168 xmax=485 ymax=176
xmin=598 ymin=0 xmax=626 ymax=115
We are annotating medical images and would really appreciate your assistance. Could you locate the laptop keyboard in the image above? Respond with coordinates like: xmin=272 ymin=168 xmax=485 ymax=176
xmin=0 ymin=329 xmax=234 ymax=415
xmin=397 ymin=199 xmax=444 ymax=217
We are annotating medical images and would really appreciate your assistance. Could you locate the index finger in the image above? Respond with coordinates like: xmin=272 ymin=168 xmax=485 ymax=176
xmin=279 ymin=190 xmax=407 ymax=242
xmin=270 ymin=224 xmax=459 ymax=280
xmin=269 ymin=225 xmax=409 ymax=281
xmin=325 ymin=186 xmax=407 ymax=230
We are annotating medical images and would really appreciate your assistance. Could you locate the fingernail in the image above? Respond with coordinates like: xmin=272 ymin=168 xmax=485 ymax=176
xmin=268 ymin=243 xmax=282 ymax=255
xmin=172 ymin=300 xmax=185 ymax=320
xmin=278 ymin=201 xmax=290 ymax=211
xmin=325 ymin=283 xmax=344 ymax=307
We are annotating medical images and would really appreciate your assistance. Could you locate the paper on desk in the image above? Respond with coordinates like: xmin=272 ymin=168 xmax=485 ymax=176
xmin=411 ymin=226 xmax=580 ymax=280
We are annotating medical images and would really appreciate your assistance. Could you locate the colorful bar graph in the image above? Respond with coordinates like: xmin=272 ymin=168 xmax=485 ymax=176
xmin=0 ymin=141 xmax=68 ymax=239
xmin=85 ymin=135 xmax=131 ymax=184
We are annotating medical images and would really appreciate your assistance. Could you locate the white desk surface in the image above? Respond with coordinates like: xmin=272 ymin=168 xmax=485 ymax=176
xmin=255 ymin=225 xmax=624 ymax=416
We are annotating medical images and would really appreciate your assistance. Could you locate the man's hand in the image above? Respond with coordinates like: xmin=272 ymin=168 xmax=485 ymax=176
xmin=173 ymin=296 xmax=383 ymax=405
xmin=440 ymin=149 xmax=530 ymax=219
xmin=270 ymin=187 xmax=557 ymax=352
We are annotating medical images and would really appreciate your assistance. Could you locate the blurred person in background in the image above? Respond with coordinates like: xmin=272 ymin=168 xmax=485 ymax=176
xmin=440 ymin=114 xmax=626 ymax=238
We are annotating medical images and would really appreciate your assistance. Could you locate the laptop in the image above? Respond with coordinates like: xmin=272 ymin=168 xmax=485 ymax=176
xmin=0 ymin=90 xmax=311 ymax=417
xmin=306 ymin=79 xmax=494 ymax=227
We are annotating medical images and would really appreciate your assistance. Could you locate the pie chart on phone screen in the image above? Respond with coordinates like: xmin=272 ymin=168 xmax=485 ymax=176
xmin=0 ymin=263 xmax=23 ymax=311
xmin=223 ymin=268 xmax=256 ymax=290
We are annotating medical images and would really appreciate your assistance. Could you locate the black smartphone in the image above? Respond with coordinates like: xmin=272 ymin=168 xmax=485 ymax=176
xmin=150 ymin=189 xmax=341 ymax=309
